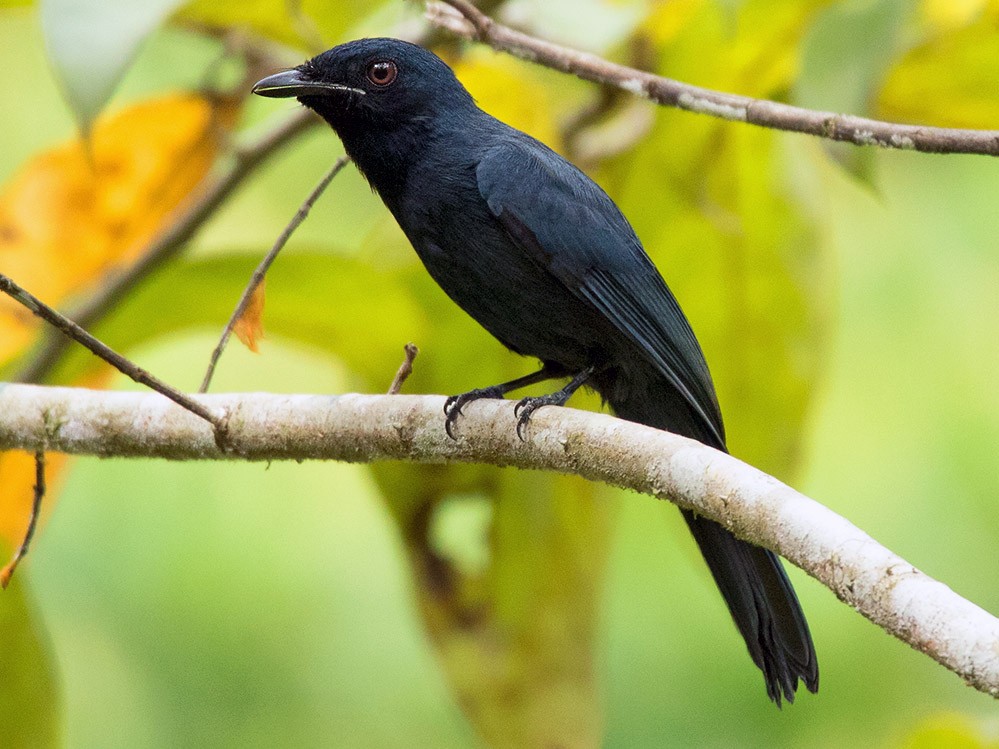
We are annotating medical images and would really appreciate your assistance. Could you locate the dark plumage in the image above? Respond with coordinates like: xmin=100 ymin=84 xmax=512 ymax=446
xmin=253 ymin=38 xmax=818 ymax=705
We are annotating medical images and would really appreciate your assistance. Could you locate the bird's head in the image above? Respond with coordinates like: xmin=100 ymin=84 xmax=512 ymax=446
xmin=252 ymin=38 xmax=475 ymax=132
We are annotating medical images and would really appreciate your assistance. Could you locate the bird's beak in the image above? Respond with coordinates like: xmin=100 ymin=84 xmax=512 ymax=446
xmin=252 ymin=70 xmax=365 ymax=98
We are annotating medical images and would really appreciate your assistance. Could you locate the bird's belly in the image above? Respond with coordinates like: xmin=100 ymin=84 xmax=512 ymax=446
xmin=416 ymin=231 xmax=607 ymax=370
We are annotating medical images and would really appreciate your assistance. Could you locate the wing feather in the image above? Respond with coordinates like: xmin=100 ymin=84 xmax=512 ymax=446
xmin=477 ymin=138 xmax=725 ymax=445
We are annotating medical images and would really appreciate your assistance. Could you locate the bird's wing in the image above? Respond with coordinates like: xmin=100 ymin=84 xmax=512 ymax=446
xmin=476 ymin=137 xmax=725 ymax=445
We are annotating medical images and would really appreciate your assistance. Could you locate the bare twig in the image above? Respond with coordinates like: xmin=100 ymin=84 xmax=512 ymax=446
xmin=387 ymin=343 xmax=419 ymax=394
xmin=426 ymin=0 xmax=999 ymax=157
xmin=0 ymin=451 xmax=46 ymax=589
xmin=199 ymin=156 xmax=351 ymax=393
xmin=0 ymin=275 xmax=226 ymax=440
xmin=1 ymin=383 xmax=997 ymax=698
xmin=15 ymin=109 xmax=320 ymax=385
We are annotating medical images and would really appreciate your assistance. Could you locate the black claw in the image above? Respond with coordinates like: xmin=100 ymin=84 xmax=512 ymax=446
xmin=443 ymin=386 xmax=504 ymax=439
xmin=516 ymin=410 xmax=531 ymax=441
xmin=513 ymin=393 xmax=565 ymax=441
xmin=444 ymin=405 xmax=463 ymax=439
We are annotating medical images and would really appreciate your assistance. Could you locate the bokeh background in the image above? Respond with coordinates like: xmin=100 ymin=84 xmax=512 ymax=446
xmin=2 ymin=0 xmax=998 ymax=746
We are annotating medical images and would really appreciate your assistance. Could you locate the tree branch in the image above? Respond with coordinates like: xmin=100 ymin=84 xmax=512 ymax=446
xmin=0 ymin=277 xmax=225 ymax=439
xmin=426 ymin=0 xmax=999 ymax=157
xmin=1 ymin=383 xmax=997 ymax=698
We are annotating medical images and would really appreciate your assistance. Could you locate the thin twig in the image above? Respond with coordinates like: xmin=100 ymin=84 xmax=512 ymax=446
xmin=199 ymin=156 xmax=350 ymax=393
xmin=0 ymin=274 xmax=226 ymax=441
xmin=426 ymin=0 xmax=999 ymax=157
xmin=388 ymin=343 xmax=419 ymax=394
xmin=14 ymin=109 xmax=319 ymax=385
xmin=0 ymin=451 xmax=46 ymax=589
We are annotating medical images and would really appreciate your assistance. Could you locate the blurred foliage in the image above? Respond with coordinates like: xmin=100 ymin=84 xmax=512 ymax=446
xmin=0 ymin=577 xmax=59 ymax=749
xmin=0 ymin=93 xmax=235 ymax=366
xmin=1 ymin=0 xmax=999 ymax=747
xmin=40 ymin=0 xmax=188 ymax=128
xmin=902 ymin=712 xmax=999 ymax=749
xmin=878 ymin=0 xmax=999 ymax=128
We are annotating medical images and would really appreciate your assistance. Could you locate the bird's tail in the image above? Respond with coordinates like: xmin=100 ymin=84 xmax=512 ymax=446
xmin=603 ymin=367 xmax=818 ymax=705
xmin=681 ymin=509 xmax=818 ymax=705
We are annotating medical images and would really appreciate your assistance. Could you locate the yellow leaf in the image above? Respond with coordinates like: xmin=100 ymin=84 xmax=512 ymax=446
xmin=454 ymin=50 xmax=562 ymax=149
xmin=878 ymin=7 xmax=999 ymax=129
xmin=645 ymin=0 xmax=709 ymax=46
xmin=234 ymin=280 xmax=266 ymax=353
xmin=920 ymin=0 xmax=989 ymax=31
xmin=0 ymin=93 xmax=236 ymax=367
xmin=0 ymin=451 xmax=67 ymax=558
xmin=902 ymin=712 xmax=999 ymax=749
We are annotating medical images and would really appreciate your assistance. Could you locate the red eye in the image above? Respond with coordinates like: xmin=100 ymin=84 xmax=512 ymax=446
xmin=366 ymin=60 xmax=397 ymax=87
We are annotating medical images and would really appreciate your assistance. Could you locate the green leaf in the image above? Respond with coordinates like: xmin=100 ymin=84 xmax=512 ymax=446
xmin=0 ymin=575 xmax=61 ymax=748
xmin=796 ymin=0 xmax=913 ymax=181
xmin=40 ymin=0 xmax=185 ymax=129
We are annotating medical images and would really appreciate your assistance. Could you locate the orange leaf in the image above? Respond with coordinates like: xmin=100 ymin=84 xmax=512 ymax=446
xmin=0 ymin=92 xmax=237 ymax=367
xmin=0 ymin=451 xmax=66 ymax=558
xmin=233 ymin=279 xmax=266 ymax=353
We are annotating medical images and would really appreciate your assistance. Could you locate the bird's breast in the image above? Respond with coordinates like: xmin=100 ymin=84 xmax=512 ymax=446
xmin=391 ymin=174 xmax=611 ymax=369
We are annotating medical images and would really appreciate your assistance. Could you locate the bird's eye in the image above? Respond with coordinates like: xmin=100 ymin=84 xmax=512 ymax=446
xmin=366 ymin=60 xmax=398 ymax=87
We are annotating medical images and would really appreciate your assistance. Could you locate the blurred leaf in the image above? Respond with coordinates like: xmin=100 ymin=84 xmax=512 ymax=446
xmin=502 ymin=0 xmax=649 ymax=53
xmin=0 ymin=93 xmax=232 ymax=560
xmin=0 ymin=575 xmax=60 ymax=748
xmin=175 ymin=0 xmax=305 ymax=48
xmin=0 ymin=93 xmax=235 ymax=369
xmin=645 ymin=0 xmax=710 ymax=46
xmin=919 ymin=0 xmax=990 ymax=30
xmin=902 ymin=712 xmax=999 ymax=749
xmin=233 ymin=279 xmax=265 ymax=353
xmin=0 ymin=452 xmax=66 ymax=565
xmin=384 ymin=470 xmax=612 ymax=747
xmin=796 ymin=0 xmax=912 ymax=181
xmin=175 ymin=0 xmax=389 ymax=50
xmin=454 ymin=49 xmax=563 ymax=149
xmin=40 ymin=0 xmax=186 ymax=128
xmin=877 ymin=1 xmax=999 ymax=129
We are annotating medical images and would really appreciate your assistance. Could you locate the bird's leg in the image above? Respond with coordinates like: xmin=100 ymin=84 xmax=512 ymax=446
xmin=444 ymin=364 xmax=568 ymax=439
xmin=513 ymin=365 xmax=596 ymax=441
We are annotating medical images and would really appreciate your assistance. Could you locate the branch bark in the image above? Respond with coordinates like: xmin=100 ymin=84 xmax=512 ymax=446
xmin=426 ymin=0 xmax=999 ymax=157
xmin=1 ymin=383 xmax=997 ymax=698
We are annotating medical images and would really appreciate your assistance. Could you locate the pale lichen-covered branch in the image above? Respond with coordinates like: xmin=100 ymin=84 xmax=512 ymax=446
xmin=1 ymin=383 xmax=997 ymax=697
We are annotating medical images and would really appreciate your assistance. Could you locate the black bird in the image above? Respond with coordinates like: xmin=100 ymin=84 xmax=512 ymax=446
xmin=253 ymin=38 xmax=818 ymax=705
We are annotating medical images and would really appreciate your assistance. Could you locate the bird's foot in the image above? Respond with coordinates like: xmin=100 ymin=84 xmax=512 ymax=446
xmin=443 ymin=385 xmax=508 ymax=439
xmin=513 ymin=391 xmax=572 ymax=441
